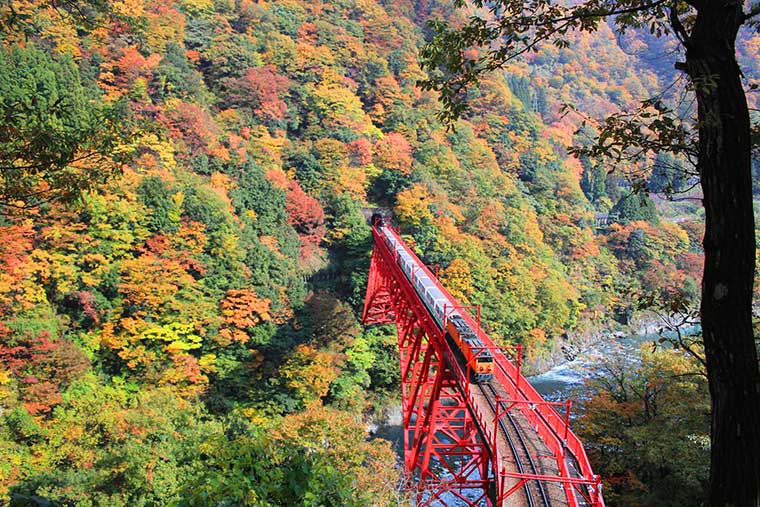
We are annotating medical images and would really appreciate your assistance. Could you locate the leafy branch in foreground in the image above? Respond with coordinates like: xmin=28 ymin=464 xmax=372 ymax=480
xmin=0 ymin=0 xmax=114 ymax=39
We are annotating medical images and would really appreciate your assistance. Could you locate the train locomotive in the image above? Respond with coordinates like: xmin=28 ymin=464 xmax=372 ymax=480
xmin=373 ymin=215 xmax=494 ymax=383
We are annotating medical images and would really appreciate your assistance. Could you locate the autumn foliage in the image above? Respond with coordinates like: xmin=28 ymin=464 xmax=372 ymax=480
xmin=0 ymin=0 xmax=727 ymax=503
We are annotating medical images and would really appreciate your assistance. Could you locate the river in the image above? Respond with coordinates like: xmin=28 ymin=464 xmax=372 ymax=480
xmin=529 ymin=329 xmax=655 ymax=400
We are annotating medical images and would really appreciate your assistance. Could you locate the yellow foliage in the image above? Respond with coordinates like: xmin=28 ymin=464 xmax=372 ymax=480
xmin=312 ymin=138 xmax=348 ymax=172
xmin=335 ymin=167 xmax=367 ymax=199
xmin=272 ymin=404 xmax=401 ymax=506
xmin=259 ymin=236 xmax=283 ymax=257
xmin=182 ymin=0 xmax=213 ymax=16
xmin=144 ymin=7 xmax=186 ymax=53
xmin=395 ymin=183 xmax=433 ymax=227
xmin=248 ymin=126 xmax=286 ymax=169
xmin=310 ymin=77 xmax=367 ymax=128
xmin=297 ymin=42 xmax=338 ymax=75
xmin=100 ymin=323 xmax=128 ymax=352
xmin=241 ymin=406 xmax=270 ymax=427
xmin=44 ymin=21 xmax=81 ymax=57
xmin=171 ymin=220 xmax=208 ymax=257
xmin=280 ymin=344 xmax=340 ymax=404
xmin=210 ymin=231 xmax=240 ymax=260
xmin=117 ymin=255 xmax=194 ymax=317
xmin=210 ymin=172 xmax=233 ymax=193
xmin=440 ymin=259 xmax=474 ymax=305
xmin=524 ymin=328 xmax=548 ymax=360
xmin=111 ymin=0 xmax=145 ymax=17
xmin=136 ymin=132 xmax=177 ymax=170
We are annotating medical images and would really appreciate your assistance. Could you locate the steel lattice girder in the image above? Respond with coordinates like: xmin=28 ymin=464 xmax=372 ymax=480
xmin=364 ymin=225 xmax=608 ymax=507
xmin=363 ymin=238 xmax=494 ymax=507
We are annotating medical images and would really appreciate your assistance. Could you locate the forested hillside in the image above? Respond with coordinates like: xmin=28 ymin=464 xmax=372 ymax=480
xmin=1 ymin=0 xmax=755 ymax=505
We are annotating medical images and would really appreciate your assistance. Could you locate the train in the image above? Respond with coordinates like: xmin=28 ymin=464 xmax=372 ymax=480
xmin=372 ymin=215 xmax=494 ymax=383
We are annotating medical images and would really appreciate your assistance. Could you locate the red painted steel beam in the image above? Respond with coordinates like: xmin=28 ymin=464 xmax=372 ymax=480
xmin=364 ymin=226 xmax=492 ymax=506
xmin=363 ymin=224 xmax=605 ymax=507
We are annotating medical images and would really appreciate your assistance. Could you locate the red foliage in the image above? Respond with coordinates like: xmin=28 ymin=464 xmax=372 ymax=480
xmin=223 ymin=66 xmax=290 ymax=121
xmin=144 ymin=234 xmax=168 ymax=255
xmin=285 ymin=181 xmax=325 ymax=247
xmin=160 ymin=101 xmax=222 ymax=157
xmin=0 ymin=331 xmax=89 ymax=415
xmin=677 ymin=252 xmax=704 ymax=281
xmin=75 ymin=290 xmax=100 ymax=323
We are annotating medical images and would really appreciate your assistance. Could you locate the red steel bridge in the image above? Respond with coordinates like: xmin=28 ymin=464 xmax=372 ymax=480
xmin=362 ymin=219 xmax=605 ymax=507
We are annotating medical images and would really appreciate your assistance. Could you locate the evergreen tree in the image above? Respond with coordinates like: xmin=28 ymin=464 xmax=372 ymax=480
xmin=611 ymin=193 xmax=660 ymax=225
xmin=0 ymin=44 xmax=128 ymax=208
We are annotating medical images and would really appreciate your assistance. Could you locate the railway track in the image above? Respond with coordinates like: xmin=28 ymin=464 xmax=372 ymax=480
xmin=479 ymin=382 xmax=551 ymax=507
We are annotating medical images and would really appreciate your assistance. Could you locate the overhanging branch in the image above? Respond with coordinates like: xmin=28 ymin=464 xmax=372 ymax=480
xmin=743 ymin=2 xmax=760 ymax=21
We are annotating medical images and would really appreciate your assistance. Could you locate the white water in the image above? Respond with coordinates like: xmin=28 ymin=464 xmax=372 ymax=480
xmin=375 ymin=330 xmax=659 ymax=454
xmin=528 ymin=324 xmax=701 ymax=400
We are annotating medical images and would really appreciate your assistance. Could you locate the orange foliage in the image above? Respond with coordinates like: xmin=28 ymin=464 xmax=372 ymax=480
xmin=374 ymin=132 xmax=413 ymax=174
xmin=221 ymin=289 xmax=271 ymax=328
xmin=117 ymin=254 xmax=195 ymax=318
xmin=265 ymin=168 xmax=290 ymax=190
xmin=347 ymin=138 xmax=373 ymax=166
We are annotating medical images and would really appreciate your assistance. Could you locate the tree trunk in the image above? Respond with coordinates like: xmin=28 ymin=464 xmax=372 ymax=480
xmin=687 ymin=3 xmax=760 ymax=505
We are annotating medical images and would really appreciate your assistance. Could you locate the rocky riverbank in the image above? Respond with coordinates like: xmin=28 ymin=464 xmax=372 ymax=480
xmin=525 ymin=310 xmax=672 ymax=375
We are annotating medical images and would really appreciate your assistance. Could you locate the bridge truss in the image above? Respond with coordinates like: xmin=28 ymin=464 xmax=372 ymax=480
xmin=363 ymin=224 xmax=604 ymax=507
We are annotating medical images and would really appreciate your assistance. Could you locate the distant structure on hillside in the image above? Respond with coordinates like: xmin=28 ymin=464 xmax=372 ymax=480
xmin=594 ymin=212 xmax=620 ymax=231
xmin=361 ymin=207 xmax=392 ymax=224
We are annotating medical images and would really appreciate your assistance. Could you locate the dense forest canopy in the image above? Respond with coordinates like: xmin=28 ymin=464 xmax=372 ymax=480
xmin=0 ymin=0 xmax=757 ymax=505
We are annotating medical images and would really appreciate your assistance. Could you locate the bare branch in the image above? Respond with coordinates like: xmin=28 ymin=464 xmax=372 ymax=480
xmin=743 ymin=2 xmax=760 ymax=21
xmin=669 ymin=0 xmax=691 ymax=47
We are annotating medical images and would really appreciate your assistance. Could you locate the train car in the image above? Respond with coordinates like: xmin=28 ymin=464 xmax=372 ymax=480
xmin=376 ymin=223 xmax=493 ymax=383
xmin=446 ymin=315 xmax=493 ymax=383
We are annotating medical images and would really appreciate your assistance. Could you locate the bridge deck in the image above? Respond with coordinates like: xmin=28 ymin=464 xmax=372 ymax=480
xmin=470 ymin=383 xmax=567 ymax=507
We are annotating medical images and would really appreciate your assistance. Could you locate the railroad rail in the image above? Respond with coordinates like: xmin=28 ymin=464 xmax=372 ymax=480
xmin=480 ymin=382 xmax=551 ymax=507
